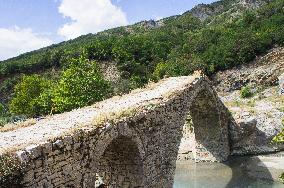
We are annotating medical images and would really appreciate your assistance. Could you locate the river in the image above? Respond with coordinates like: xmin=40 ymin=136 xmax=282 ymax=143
xmin=174 ymin=154 xmax=284 ymax=188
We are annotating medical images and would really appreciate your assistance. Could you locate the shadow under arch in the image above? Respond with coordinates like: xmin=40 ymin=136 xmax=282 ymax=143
xmin=95 ymin=135 xmax=144 ymax=187
xmin=89 ymin=123 xmax=146 ymax=188
xmin=182 ymin=86 xmax=230 ymax=162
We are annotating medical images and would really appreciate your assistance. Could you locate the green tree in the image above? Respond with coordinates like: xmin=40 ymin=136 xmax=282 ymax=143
xmin=52 ymin=53 xmax=111 ymax=113
xmin=9 ymin=75 xmax=51 ymax=116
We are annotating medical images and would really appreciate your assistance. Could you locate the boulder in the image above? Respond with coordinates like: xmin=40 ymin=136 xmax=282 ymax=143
xmin=230 ymin=117 xmax=257 ymax=145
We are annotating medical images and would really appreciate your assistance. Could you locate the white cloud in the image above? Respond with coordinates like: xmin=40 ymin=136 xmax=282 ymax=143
xmin=0 ymin=26 xmax=53 ymax=61
xmin=58 ymin=0 xmax=128 ymax=40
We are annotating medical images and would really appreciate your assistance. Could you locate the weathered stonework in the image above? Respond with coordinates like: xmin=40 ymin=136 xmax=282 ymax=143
xmin=0 ymin=75 xmax=231 ymax=188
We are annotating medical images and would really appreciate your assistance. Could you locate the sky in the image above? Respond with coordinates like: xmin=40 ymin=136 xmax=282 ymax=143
xmin=0 ymin=0 xmax=216 ymax=61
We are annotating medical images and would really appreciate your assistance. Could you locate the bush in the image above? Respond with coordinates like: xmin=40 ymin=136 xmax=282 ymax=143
xmin=240 ymin=86 xmax=253 ymax=98
xmin=152 ymin=60 xmax=191 ymax=81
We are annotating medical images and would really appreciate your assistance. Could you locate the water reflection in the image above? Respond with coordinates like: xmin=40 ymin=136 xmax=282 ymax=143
xmin=174 ymin=155 xmax=284 ymax=188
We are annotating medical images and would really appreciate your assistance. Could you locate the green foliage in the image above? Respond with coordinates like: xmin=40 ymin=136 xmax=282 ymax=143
xmin=273 ymin=129 xmax=284 ymax=143
xmin=1 ymin=0 xmax=284 ymax=117
xmin=273 ymin=119 xmax=284 ymax=183
xmin=152 ymin=60 xmax=192 ymax=81
xmin=9 ymin=75 xmax=52 ymax=116
xmin=279 ymin=172 xmax=284 ymax=183
xmin=52 ymin=53 xmax=111 ymax=113
xmin=0 ymin=77 xmax=19 ymax=96
xmin=7 ymin=54 xmax=111 ymax=116
xmin=240 ymin=86 xmax=253 ymax=98
xmin=273 ymin=119 xmax=284 ymax=143
xmin=0 ymin=103 xmax=4 ymax=115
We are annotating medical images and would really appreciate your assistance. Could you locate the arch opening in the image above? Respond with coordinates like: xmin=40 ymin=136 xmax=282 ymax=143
xmin=95 ymin=136 xmax=144 ymax=187
xmin=179 ymin=89 xmax=229 ymax=162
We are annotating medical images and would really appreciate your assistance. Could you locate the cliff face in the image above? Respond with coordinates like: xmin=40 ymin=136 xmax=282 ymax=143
xmin=189 ymin=0 xmax=271 ymax=21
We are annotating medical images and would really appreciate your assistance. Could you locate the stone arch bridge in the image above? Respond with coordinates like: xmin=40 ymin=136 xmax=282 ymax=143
xmin=0 ymin=74 xmax=231 ymax=188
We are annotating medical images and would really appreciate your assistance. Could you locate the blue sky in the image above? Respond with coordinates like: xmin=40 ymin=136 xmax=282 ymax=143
xmin=0 ymin=0 xmax=216 ymax=60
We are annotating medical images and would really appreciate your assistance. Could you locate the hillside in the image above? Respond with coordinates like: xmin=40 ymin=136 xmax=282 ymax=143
xmin=213 ymin=47 xmax=284 ymax=154
xmin=0 ymin=0 xmax=284 ymax=124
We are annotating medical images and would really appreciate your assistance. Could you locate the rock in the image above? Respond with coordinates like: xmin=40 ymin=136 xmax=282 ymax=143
xmin=16 ymin=150 xmax=30 ymax=163
xmin=238 ymin=118 xmax=257 ymax=136
xmin=279 ymin=73 xmax=284 ymax=94
xmin=212 ymin=47 xmax=284 ymax=92
xmin=230 ymin=117 xmax=257 ymax=144
xmin=229 ymin=111 xmax=284 ymax=155
xmin=25 ymin=145 xmax=42 ymax=159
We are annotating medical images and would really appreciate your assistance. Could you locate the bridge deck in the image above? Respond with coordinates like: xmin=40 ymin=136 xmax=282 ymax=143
xmin=0 ymin=76 xmax=198 ymax=154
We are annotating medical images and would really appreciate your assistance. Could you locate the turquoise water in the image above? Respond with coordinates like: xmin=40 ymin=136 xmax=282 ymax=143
xmin=173 ymin=156 xmax=284 ymax=188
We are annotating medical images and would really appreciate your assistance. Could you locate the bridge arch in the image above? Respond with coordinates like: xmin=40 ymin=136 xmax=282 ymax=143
xmin=180 ymin=84 xmax=230 ymax=162
xmin=89 ymin=123 xmax=146 ymax=187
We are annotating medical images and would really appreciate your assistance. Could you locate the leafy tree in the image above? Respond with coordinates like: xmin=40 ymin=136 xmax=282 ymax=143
xmin=9 ymin=75 xmax=52 ymax=116
xmin=52 ymin=53 xmax=111 ymax=113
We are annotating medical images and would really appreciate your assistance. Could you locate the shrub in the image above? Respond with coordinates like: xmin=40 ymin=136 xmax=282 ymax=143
xmin=273 ymin=119 xmax=284 ymax=143
xmin=152 ymin=60 xmax=191 ymax=81
xmin=240 ymin=86 xmax=253 ymax=98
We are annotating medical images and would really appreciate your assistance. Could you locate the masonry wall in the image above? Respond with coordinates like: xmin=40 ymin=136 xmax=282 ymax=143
xmin=8 ymin=76 xmax=230 ymax=188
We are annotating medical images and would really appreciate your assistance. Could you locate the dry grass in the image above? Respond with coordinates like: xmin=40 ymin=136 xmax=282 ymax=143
xmin=92 ymin=106 xmax=140 ymax=126
xmin=224 ymin=86 xmax=284 ymax=117
xmin=0 ymin=119 xmax=37 ymax=133
xmin=224 ymin=99 xmax=255 ymax=108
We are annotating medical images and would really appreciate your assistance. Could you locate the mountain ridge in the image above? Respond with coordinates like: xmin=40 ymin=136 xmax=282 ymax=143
xmin=0 ymin=0 xmax=271 ymax=65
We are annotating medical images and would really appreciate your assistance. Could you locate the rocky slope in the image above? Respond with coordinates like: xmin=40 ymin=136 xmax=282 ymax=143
xmin=212 ymin=47 xmax=284 ymax=92
xmin=214 ymin=47 xmax=284 ymax=155
xmin=190 ymin=0 xmax=271 ymax=22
